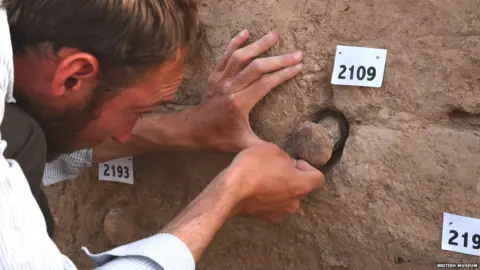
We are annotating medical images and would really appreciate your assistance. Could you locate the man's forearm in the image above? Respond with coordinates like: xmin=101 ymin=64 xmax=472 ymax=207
xmin=93 ymin=107 xmax=207 ymax=163
xmin=160 ymin=169 xmax=241 ymax=261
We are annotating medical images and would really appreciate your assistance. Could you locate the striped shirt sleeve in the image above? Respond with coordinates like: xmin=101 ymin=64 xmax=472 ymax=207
xmin=86 ymin=234 xmax=195 ymax=270
xmin=42 ymin=149 xmax=93 ymax=186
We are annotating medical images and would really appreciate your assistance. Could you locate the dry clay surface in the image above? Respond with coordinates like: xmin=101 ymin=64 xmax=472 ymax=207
xmin=44 ymin=0 xmax=480 ymax=269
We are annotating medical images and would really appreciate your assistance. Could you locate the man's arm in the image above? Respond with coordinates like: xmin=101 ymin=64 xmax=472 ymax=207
xmin=87 ymin=168 xmax=238 ymax=268
xmin=159 ymin=169 xmax=238 ymax=261
xmin=161 ymin=144 xmax=325 ymax=261
xmin=93 ymin=107 xmax=205 ymax=163
xmin=93 ymin=143 xmax=324 ymax=267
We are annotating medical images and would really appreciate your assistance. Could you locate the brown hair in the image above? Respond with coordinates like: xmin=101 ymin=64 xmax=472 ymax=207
xmin=2 ymin=0 xmax=210 ymax=90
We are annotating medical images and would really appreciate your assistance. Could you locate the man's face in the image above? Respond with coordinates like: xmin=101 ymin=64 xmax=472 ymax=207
xmin=13 ymin=49 xmax=185 ymax=157
xmin=72 ymin=57 xmax=186 ymax=149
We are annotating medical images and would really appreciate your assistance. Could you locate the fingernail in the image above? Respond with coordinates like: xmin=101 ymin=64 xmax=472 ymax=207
xmin=293 ymin=51 xmax=303 ymax=60
xmin=240 ymin=29 xmax=248 ymax=37
xmin=296 ymin=160 xmax=316 ymax=172
xmin=292 ymin=158 xmax=298 ymax=167
xmin=268 ymin=31 xmax=277 ymax=41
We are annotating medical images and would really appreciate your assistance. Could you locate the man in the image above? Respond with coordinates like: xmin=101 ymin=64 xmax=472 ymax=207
xmin=0 ymin=0 xmax=325 ymax=269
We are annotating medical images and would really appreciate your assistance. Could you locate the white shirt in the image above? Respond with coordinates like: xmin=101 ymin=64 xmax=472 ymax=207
xmin=0 ymin=8 xmax=194 ymax=270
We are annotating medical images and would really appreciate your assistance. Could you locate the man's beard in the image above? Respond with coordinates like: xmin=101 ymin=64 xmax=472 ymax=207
xmin=14 ymin=89 xmax=104 ymax=161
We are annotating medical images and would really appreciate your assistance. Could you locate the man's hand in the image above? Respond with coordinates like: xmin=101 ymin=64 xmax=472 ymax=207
xmin=192 ymin=30 xmax=304 ymax=151
xmin=227 ymin=143 xmax=325 ymax=222
xmin=93 ymin=31 xmax=303 ymax=162
xmin=161 ymin=143 xmax=324 ymax=261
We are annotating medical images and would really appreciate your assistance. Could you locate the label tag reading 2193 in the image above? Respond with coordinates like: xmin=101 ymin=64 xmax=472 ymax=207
xmin=331 ymin=45 xmax=387 ymax=88
xmin=98 ymin=157 xmax=134 ymax=185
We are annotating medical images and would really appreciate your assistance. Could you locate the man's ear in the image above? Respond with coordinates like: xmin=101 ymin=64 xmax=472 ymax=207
xmin=51 ymin=50 xmax=99 ymax=97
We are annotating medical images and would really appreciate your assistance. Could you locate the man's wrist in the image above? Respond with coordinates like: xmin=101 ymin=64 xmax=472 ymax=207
xmin=133 ymin=108 xmax=203 ymax=151
xmin=92 ymin=104 xmax=241 ymax=163
xmin=168 ymin=106 xmax=245 ymax=153
xmin=213 ymin=168 xmax=245 ymax=214
xmin=159 ymin=168 xmax=243 ymax=261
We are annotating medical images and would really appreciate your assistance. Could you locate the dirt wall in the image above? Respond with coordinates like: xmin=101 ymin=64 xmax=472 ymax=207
xmin=45 ymin=0 xmax=480 ymax=269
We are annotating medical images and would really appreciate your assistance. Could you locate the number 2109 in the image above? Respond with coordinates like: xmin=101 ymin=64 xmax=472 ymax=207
xmin=448 ymin=230 xmax=480 ymax=249
xmin=338 ymin=65 xmax=376 ymax=81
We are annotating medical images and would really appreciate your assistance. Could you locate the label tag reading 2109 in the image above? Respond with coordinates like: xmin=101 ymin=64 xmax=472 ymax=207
xmin=98 ymin=157 xmax=134 ymax=185
xmin=331 ymin=45 xmax=387 ymax=88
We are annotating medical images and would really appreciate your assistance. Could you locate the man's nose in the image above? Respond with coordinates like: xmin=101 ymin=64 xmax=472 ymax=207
xmin=113 ymin=121 xmax=136 ymax=142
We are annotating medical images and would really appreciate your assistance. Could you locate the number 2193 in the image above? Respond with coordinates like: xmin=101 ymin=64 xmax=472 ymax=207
xmin=338 ymin=65 xmax=376 ymax=81
xmin=103 ymin=164 xmax=130 ymax=179
xmin=448 ymin=230 xmax=480 ymax=249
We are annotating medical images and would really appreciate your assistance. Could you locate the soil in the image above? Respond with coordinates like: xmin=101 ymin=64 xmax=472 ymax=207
xmin=44 ymin=0 xmax=480 ymax=269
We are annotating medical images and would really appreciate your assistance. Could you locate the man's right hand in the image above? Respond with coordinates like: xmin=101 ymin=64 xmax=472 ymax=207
xmin=161 ymin=143 xmax=324 ymax=262
xmin=225 ymin=143 xmax=325 ymax=222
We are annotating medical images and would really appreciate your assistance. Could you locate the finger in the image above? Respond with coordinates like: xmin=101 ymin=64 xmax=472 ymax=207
xmin=231 ymin=51 xmax=303 ymax=92
xmin=266 ymin=212 xmax=285 ymax=223
xmin=215 ymin=30 xmax=250 ymax=72
xmin=223 ymin=31 xmax=279 ymax=78
xmin=296 ymin=159 xmax=318 ymax=172
xmin=234 ymin=63 xmax=303 ymax=111
xmin=285 ymin=200 xmax=300 ymax=214
xmin=299 ymin=160 xmax=325 ymax=188
xmin=292 ymin=160 xmax=325 ymax=197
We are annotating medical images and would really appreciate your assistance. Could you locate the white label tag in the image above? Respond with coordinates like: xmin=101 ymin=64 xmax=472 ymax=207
xmin=442 ymin=212 xmax=480 ymax=256
xmin=331 ymin=45 xmax=387 ymax=88
xmin=98 ymin=157 xmax=134 ymax=185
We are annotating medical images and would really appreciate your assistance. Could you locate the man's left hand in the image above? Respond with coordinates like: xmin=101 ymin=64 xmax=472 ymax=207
xmin=189 ymin=30 xmax=304 ymax=152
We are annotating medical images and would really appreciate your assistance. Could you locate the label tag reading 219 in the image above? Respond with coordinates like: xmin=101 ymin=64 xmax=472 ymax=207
xmin=442 ymin=212 xmax=480 ymax=257
xmin=98 ymin=157 xmax=134 ymax=185
xmin=331 ymin=45 xmax=387 ymax=88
